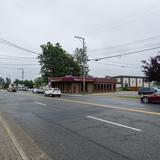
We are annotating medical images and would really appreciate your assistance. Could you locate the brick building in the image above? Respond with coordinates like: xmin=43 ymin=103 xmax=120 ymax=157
xmin=49 ymin=75 xmax=116 ymax=93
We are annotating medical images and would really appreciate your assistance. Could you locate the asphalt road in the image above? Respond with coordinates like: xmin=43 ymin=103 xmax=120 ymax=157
xmin=0 ymin=91 xmax=160 ymax=160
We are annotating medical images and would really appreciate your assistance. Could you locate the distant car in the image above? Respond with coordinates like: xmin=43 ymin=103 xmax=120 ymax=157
xmin=32 ymin=88 xmax=44 ymax=94
xmin=44 ymin=88 xmax=61 ymax=97
xmin=32 ymin=88 xmax=38 ymax=93
xmin=7 ymin=87 xmax=17 ymax=92
xmin=37 ymin=89 xmax=44 ymax=94
xmin=141 ymin=92 xmax=160 ymax=103
xmin=138 ymin=87 xmax=159 ymax=96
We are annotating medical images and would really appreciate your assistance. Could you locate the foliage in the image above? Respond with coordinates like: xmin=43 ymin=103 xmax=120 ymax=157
xmin=0 ymin=77 xmax=5 ymax=89
xmin=73 ymin=47 xmax=89 ymax=76
xmin=14 ymin=79 xmax=22 ymax=85
xmin=4 ymin=77 xmax=11 ymax=88
xmin=142 ymin=55 xmax=160 ymax=82
xmin=38 ymin=42 xmax=81 ymax=82
xmin=23 ymin=80 xmax=34 ymax=88
xmin=34 ymin=77 xmax=42 ymax=88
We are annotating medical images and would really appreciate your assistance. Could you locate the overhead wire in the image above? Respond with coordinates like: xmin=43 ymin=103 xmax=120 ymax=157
xmin=0 ymin=37 xmax=40 ymax=55
xmin=90 ymin=46 xmax=160 ymax=61
xmin=88 ymin=35 xmax=160 ymax=53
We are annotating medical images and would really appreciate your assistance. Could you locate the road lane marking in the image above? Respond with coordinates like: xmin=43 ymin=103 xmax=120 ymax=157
xmin=57 ymin=98 xmax=160 ymax=116
xmin=18 ymin=97 xmax=24 ymax=100
xmin=23 ymin=93 xmax=160 ymax=116
xmin=34 ymin=102 xmax=47 ymax=106
xmin=87 ymin=115 xmax=142 ymax=132
xmin=0 ymin=115 xmax=29 ymax=160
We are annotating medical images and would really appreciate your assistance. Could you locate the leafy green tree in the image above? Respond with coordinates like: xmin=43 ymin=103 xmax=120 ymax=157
xmin=4 ymin=77 xmax=11 ymax=88
xmin=0 ymin=77 xmax=5 ymax=89
xmin=142 ymin=55 xmax=160 ymax=82
xmin=23 ymin=80 xmax=34 ymax=88
xmin=38 ymin=42 xmax=81 ymax=82
xmin=74 ymin=47 xmax=89 ymax=76
xmin=14 ymin=79 xmax=22 ymax=86
xmin=34 ymin=77 xmax=42 ymax=88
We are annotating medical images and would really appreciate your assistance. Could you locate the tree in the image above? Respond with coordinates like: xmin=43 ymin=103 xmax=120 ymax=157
xmin=142 ymin=55 xmax=160 ymax=83
xmin=23 ymin=80 xmax=34 ymax=88
xmin=73 ymin=47 xmax=89 ymax=76
xmin=4 ymin=77 xmax=11 ymax=88
xmin=14 ymin=79 xmax=22 ymax=86
xmin=34 ymin=77 xmax=42 ymax=88
xmin=38 ymin=42 xmax=81 ymax=82
xmin=0 ymin=77 xmax=5 ymax=89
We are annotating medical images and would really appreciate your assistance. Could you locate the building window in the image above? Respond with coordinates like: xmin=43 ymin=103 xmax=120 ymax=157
xmin=101 ymin=84 xmax=103 ymax=90
xmin=97 ymin=84 xmax=100 ymax=91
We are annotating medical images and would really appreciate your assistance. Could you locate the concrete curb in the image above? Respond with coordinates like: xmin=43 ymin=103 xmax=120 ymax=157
xmin=0 ymin=112 xmax=51 ymax=160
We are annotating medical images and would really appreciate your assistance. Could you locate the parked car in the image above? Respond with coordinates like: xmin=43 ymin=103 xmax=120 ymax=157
xmin=37 ymin=89 xmax=44 ymax=94
xmin=138 ymin=87 xmax=160 ymax=96
xmin=141 ymin=92 xmax=160 ymax=103
xmin=44 ymin=88 xmax=61 ymax=97
xmin=32 ymin=88 xmax=44 ymax=94
xmin=32 ymin=88 xmax=38 ymax=93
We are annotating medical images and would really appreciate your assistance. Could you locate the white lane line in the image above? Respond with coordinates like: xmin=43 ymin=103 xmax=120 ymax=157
xmin=0 ymin=115 xmax=29 ymax=160
xmin=18 ymin=97 xmax=24 ymax=100
xmin=34 ymin=102 xmax=47 ymax=106
xmin=87 ymin=115 xmax=142 ymax=132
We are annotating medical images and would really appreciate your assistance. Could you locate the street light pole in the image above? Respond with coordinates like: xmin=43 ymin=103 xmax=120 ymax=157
xmin=74 ymin=36 xmax=86 ymax=93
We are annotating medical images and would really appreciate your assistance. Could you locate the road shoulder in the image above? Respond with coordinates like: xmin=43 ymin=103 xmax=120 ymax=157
xmin=0 ymin=112 xmax=50 ymax=160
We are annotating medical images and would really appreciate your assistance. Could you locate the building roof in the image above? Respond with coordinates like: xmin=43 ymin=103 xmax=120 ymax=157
xmin=49 ymin=76 xmax=116 ymax=83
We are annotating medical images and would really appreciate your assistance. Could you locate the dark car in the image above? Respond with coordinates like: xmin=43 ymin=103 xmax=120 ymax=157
xmin=141 ymin=92 xmax=160 ymax=103
xmin=138 ymin=87 xmax=159 ymax=96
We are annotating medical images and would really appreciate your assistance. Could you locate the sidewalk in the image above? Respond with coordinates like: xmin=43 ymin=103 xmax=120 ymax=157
xmin=0 ymin=120 xmax=22 ymax=160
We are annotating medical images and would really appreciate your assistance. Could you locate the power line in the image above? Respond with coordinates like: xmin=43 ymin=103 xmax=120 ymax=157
xmin=91 ymin=46 xmax=160 ymax=61
xmin=88 ymin=35 xmax=160 ymax=53
xmin=91 ymin=61 xmax=140 ymax=69
xmin=0 ymin=37 xmax=40 ymax=55
xmin=0 ymin=63 xmax=39 ymax=66
xmin=0 ymin=54 xmax=38 ymax=59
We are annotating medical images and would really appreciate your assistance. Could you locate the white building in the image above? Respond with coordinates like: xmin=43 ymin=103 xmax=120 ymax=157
xmin=112 ymin=75 xmax=150 ymax=90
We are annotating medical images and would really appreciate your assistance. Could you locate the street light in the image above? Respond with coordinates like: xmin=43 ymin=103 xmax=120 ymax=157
xmin=74 ymin=36 xmax=86 ymax=93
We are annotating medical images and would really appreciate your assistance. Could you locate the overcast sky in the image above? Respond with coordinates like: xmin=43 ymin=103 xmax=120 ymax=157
xmin=0 ymin=0 xmax=160 ymax=81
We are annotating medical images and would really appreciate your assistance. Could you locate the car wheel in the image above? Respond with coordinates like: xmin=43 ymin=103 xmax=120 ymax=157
xmin=58 ymin=95 xmax=61 ymax=97
xmin=142 ymin=97 xmax=149 ymax=104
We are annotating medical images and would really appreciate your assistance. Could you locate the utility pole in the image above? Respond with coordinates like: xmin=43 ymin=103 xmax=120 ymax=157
xmin=18 ymin=68 xmax=24 ymax=90
xmin=74 ymin=36 xmax=86 ymax=93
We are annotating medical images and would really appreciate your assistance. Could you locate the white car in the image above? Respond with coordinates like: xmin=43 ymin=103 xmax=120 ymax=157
xmin=44 ymin=88 xmax=61 ymax=97
xmin=32 ymin=88 xmax=38 ymax=93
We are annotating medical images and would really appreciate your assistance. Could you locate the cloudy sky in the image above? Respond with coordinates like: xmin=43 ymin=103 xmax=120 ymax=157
xmin=0 ymin=0 xmax=160 ymax=81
